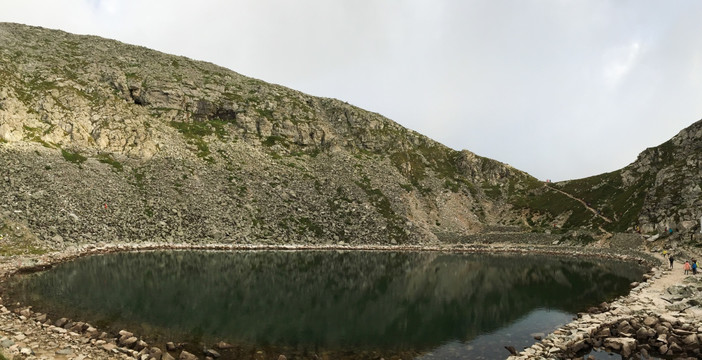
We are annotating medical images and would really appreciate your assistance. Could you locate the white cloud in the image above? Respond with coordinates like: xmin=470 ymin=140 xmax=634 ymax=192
xmin=603 ymin=41 xmax=642 ymax=87
xmin=88 ymin=0 xmax=120 ymax=15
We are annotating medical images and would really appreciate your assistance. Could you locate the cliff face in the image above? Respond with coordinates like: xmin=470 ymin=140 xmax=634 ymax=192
xmin=622 ymin=120 xmax=702 ymax=234
xmin=0 ymin=23 xmax=533 ymax=250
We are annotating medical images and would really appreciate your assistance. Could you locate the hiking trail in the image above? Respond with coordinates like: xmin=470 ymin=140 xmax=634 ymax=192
xmin=544 ymin=183 xmax=613 ymax=224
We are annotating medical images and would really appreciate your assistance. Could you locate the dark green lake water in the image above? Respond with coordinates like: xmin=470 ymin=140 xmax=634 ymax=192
xmin=4 ymin=251 xmax=645 ymax=359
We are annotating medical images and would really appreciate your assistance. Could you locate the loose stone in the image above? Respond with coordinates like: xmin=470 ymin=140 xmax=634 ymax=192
xmin=205 ymin=348 xmax=221 ymax=358
xmin=215 ymin=341 xmax=233 ymax=349
xmin=179 ymin=350 xmax=198 ymax=360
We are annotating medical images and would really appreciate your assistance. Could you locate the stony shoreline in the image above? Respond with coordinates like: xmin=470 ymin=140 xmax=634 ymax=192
xmin=507 ymin=257 xmax=702 ymax=360
xmin=0 ymin=241 xmax=670 ymax=360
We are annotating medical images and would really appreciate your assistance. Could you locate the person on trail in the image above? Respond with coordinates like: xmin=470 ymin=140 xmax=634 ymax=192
xmin=684 ymin=260 xmax=692 ymax=275
xmin=693 ymin=259 xmax=698 ymax=275
xmin=669 ymin=254 xmax=674 ymax=269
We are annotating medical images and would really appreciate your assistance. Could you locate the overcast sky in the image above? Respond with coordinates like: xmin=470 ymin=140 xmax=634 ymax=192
xmin=3 ymin=1 xmax=702 ymax=181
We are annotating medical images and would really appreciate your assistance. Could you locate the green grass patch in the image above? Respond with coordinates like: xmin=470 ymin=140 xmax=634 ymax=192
xmin=169 ymin=120 xmax=230 ymax=158
xmin=400 ymin=183 xmax=413 ymax=192
xmin=23 ymin=125 xmax=56 ymax=148
xmin=390 ymin=143 xmax=475 ymax=195
xmin=61 ymin=149 xmax=87 ymax=164
xmin=0 ymin=223 xmax=47 ymax=256
xmin=262 ymin=135 xmax=287 ymax=147
xmin=298 ymin=217 xmax=324 ymax=237
xmin=355 ymin=176 xmax=407 ymax=242
xmin=171 ymin=120 xmax=214 ymax=137
xmin=97 ymin=153 xmax=123 ymax=172
xmin=130 ymin=169 xmax=154 ymax=217
xmin=0 ymin=244 xmax=47 ymax=256
xmin=131 ymin=169 xmax=146 ymax=189
xmin=15 ymin=76 xmax=57 ymax=106
xmin=482 ymin=183 xmax=502 ymax=199
xmin=254 ymin=107 xmax=275 ymax=120
xmin=511 ymin=186 xmax=598 ymax=229
xmin=554 ymin=171 xmax=653 ymax=232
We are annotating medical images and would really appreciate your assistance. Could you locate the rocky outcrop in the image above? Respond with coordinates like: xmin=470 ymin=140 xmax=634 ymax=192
xmin=0 ymin=22 xmax=538 ymax=250
xmin=622 ymin=120 xmax=702 ymax=235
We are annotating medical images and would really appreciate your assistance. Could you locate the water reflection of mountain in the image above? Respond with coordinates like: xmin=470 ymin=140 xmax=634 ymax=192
xmin=7 ymin=251 xmax=644 ymax=352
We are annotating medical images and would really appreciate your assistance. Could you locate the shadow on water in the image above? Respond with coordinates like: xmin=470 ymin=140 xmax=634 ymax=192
xmin=2 ymin=250 xmax=645 ymax=359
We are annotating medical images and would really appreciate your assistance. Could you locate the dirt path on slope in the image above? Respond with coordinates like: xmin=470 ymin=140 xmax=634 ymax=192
xmin=544 ymin=184 xmax=613 ymax=223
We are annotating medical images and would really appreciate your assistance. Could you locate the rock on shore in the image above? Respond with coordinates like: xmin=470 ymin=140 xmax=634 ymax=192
xmin=509 ymin=265 xmax=702 ymax=359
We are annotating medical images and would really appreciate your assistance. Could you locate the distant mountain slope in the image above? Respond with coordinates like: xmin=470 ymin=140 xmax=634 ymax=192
xmin=516 ymin=119 xmax=702 ymax=241
xmin=1 ymin=22 xmax=699 ymax=251
xmin=0 ymin=23 xmax=536 ymax=249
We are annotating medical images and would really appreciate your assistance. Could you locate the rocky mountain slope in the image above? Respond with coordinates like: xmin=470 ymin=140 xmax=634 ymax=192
xmin=0 ymin=23 xmax=538 ymax=251
xmin=0 ymin=22 xmax=700 ymax=253
xmin=518 ymin=119 xmax=702 ymax=241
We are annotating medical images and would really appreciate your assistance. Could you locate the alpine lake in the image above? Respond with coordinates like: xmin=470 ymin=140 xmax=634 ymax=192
xmin=2 ymin=250 xmax=647 ymax=360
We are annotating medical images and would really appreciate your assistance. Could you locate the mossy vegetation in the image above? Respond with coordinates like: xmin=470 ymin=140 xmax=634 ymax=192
xmin=254 ymin=107 xmax=275 ymax=120
xmin=61 ymin=149 xmax=87 ymax=164
xmin=97 ymin=153 xmax=123 ymax=172
xmin=131 ymin=169 xmax=146 ymax=189
xmin=510 ymin=170 xmax=654 ymax=232
xmin=130 ymin=168 xmax=154 ymax=217
xmin=262 ymin=135 xmax=287 ymax=147
xmin=0 ymin=222 xmax=47 ymax=256
xmin=14 ymin=75 xmax=57 ymax=107
xmin=355 ymin=176 xmax=407 ymax=242
xmin=298 ymin=217 xmax=324 ymax=237
xmin=170 ymin=119 xmax=229 ymax=159
xmin=512 ymin=185 xmax=597 ymax=230
xmin=554 ymin=171 xmax=653 ymax=232
xmin=23 ymin=125 xmax=56 ymax=148
xmin=390 ymin=142 xmax=484 ymax=197
xmin=0 ymin=243 xmax=47 ymax=256
xmin=482 ymin=183 xmax=502 ymax=199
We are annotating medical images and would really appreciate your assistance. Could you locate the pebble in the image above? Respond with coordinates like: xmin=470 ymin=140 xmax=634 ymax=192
xmin=56 ymin=347 xmax=73 ymax=355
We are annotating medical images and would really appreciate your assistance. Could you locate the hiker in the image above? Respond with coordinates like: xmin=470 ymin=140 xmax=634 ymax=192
xmin=684 ymin=260 xmax=692 ymax=275
xmin=693 ymin=259 xmax=698 ymax=275
xmin=669 ymin=253 xmax=674 ymax=269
